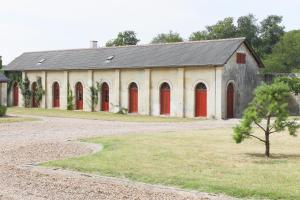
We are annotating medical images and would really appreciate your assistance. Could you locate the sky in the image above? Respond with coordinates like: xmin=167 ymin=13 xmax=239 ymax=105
xmin=0 ymin=0 xmax=299 ymax=64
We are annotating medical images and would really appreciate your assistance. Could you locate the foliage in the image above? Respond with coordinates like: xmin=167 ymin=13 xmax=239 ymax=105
xmin=67 ymin=83 xmax=74 ymax=110
xmin=33 ymin=77 xmax=45 ymax=107
xmin=5 ymin=71 xmax=22 ymax=91
xmin=89 ymin=82 xmax=101 ymax=112
xmin=274 ymin=76 xmax=300 ymax=95
xmin=151 ymin=31 xmax=183 ymax=44
xmin=189 ymin=14 xmax=284 ymax=59
xmin=233 ymin=82 xmax=299 ymax=157
xmin=206 ymin=17 xmax=237 ymax=39
xmin=236 ymin=14 xmax=260 ymax=51
xmin=106 ymin=31 xmax=140 ymax=47
xmin=0 ymin=105 xmax=7 ymax=116
xmin=19 ymin=76 xmax=31 ymax=107
xmin=259 ymin=15 xmax=285 ymax=56
xmin=264 ymin=30 xmax=300 ymax=73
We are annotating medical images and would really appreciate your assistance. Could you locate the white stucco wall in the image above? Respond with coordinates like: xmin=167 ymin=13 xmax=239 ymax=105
xmin=22 ymin=66 xmax=225 ymax=118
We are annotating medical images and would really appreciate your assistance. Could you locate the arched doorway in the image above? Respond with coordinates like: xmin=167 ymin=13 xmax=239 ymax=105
xmin=160 ymin=82 xmax=170 ymax=115
xmin=53 ymin=82 xmax=60 ymax=108
xmin=227 ymin=83 xmax=234 ymax=118
xmin=13 ymin=82 xmax=19 ymax=106
xmin=32 ymin=82 xmax=38 ymax=108
xmin=101 ymin=82 xmax=109 ymax=111
xmin=128 ymin=82 xmax=138 ymax=113
xmin=195 ymin=82 xmax=207 ymax=117
xmin=75 ymin=82 xmax=83 ymax=110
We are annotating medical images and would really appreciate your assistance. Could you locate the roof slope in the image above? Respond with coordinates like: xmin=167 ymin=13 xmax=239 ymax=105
xmin=0 ymin=73 xmax=9 ymax=83
xmin=5 ymin=38 xmax=262 ymax=71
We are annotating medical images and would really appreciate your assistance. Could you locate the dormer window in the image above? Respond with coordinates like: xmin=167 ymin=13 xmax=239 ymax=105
xmin=236 ymin=53 xmax=246 ymax=64
xmin=37 ymin=58 xmax=46 ymax=65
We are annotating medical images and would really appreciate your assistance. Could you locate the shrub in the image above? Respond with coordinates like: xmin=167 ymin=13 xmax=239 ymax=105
xmin=0 ymin=105 xmax=7 ymax=117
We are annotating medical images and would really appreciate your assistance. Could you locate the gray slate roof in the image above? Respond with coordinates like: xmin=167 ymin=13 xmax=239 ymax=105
xmin=0 ymin=73 xmax=9 ymax=83
xmin=5 ymin=38 xmax=263 ymax=71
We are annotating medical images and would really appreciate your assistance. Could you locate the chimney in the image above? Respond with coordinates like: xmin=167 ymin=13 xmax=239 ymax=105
xmin=90 ymin=40 xmax=98 ymax=48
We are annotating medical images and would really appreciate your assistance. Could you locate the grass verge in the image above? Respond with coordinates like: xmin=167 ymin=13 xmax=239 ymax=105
xmin=43 ymin=128 xmax=300 ymax=200
xmin=0 ymin=116 xmax=37 ymax=123
xmin=8 ymin=107 xmax=195 ymax=122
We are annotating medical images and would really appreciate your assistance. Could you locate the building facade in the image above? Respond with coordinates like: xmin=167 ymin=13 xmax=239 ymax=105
xmin=5 ymin=38 xmax=263 ymax=119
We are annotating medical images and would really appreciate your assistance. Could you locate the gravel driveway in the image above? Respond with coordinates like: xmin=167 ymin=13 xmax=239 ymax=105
xmin=0 ymin=115 xmax=239 ymax=200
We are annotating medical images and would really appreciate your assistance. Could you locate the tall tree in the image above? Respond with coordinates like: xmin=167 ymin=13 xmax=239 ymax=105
xmin=259 ymin=15 xmax=285 ymax=56
xmin=106 ymin=31 xmax=140 ymax=47
xmin=264 ymin=30 xmax=300 ymax=73
xmin=151 ymin=31 xmax=183 ymax=44
xmin=189 ymin=30 xmax=209 ymax=41
xmin=189 ymin=17 xmax=238 ymax=41
xmin=236 ymin=14 xmax=260 ymax=53
xmin=205 ymin=17 xmax=237 ymax=39
xmin=233 ymin=82 xmax=299 ymax=157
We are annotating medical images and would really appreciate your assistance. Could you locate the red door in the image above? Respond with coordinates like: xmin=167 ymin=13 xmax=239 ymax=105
xmin=53 ymin=82 xmax=60 ymax=108
xmin=101 ymin=83 xmax=109 ymax=111
xmin=13 ymin=82 xmax=19 ymax=106
xmin=160 ymin=83 xmax=170 ymax=115
xmin=32 ymin=82 xmax=38 ymax=108
xmin=227 ymin=83 xmax=234 ymax=118
xmin=129 ymin=83 xmax=138 ymax=113
xmin=195 ymin=83 xmax=207 ymax=117
xmin=76 ymin=82 xmax=83 ymax=110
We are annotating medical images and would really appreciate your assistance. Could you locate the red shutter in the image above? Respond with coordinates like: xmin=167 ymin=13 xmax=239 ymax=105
xmin=227 ymin=84 xmax=234 ymax=118
xmin=195 ymin=89 xmax=207 ymax=117
xmin=76 ymin=83 xmax=83 ymax=110
xmin=129 ymin=84 xmax=138 ymax=113
xmin=53 ymin=82 xmax=60 ymax=108
xmin=101 ymin=83 xmax=109 ymax=111
xmin=237 ymin=53 xmax=246 ymax=64
xmin=160 ymin=84 xmax=170 ymax=115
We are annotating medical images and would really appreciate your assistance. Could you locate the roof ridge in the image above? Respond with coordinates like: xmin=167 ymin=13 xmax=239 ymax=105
xmin=23 ymin=37 xmax=246 ymax=54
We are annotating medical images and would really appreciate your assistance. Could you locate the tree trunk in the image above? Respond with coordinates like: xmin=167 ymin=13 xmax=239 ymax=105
xmin=265 ymin=133 xmax=270 ymax=157
xmin=265 ymin=115 xmax=271 ymax=157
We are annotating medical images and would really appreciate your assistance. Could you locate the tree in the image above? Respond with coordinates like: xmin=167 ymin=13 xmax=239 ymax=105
xmin=236 ymin=14 xmax=260 ymax=53
xmin=106 ymin=31 xmax=140 ymax=47
xmin=189 ymin=30 xmax=209 ymax=41
xmin=264 ymin=30 xmax=300 ymax=73
xmin=151 ymin=31 xmax=183 ymax=44
xmin=259 ymin=15 xmax=285 ymax=57
xmin=205 ymin=17 xmax=237 ymax=39
xmin=233 ymin=82 xmax=299 ymax=157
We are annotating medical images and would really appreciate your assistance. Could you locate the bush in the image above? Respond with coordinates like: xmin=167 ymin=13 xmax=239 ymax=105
xmin=0 ymin=105 xmax=7 ymax=117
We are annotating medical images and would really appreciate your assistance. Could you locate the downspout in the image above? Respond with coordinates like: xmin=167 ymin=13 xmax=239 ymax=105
xmin=214 ymin=66 xmax=217 ymax=119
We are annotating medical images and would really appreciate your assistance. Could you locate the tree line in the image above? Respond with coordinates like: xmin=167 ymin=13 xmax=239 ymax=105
xmin=105 ymin=14 xmax=300 ymax=73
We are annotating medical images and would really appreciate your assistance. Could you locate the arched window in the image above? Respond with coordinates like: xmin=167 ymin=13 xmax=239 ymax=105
xmin=195 ymin=82 xmax=207 ymax=117
xmin=227 ymin=83 xmax=234 ymax=118
xmin=13 ymin=82 xmax=19 ymax=106
xmin=75 ymin=82 xmax=83 ymax=110
xmin=53 ymin=82 xmax=60 ymax=108
xmin=160 ymin=82 xmax=170 ymax=115
xmin=32 ymin=82 xmax=38 ymax=108
xmin=101 ymin=82 xmax=109 ymax=111
xmin=128 ymin=82 xmax=138 ymax=113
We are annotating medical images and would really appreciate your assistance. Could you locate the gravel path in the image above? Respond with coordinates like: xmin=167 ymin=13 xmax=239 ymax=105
xmin=0 ymin=115 xmax=239 ymax=200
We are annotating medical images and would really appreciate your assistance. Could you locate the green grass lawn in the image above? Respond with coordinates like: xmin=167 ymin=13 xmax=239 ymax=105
xmin=0 ymin=116 xmax=37 ymax=123
xmin=8 ymin=107 xmax=195 ymax=122
xmin=43 ymin=128 xmax=300 ymax=200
